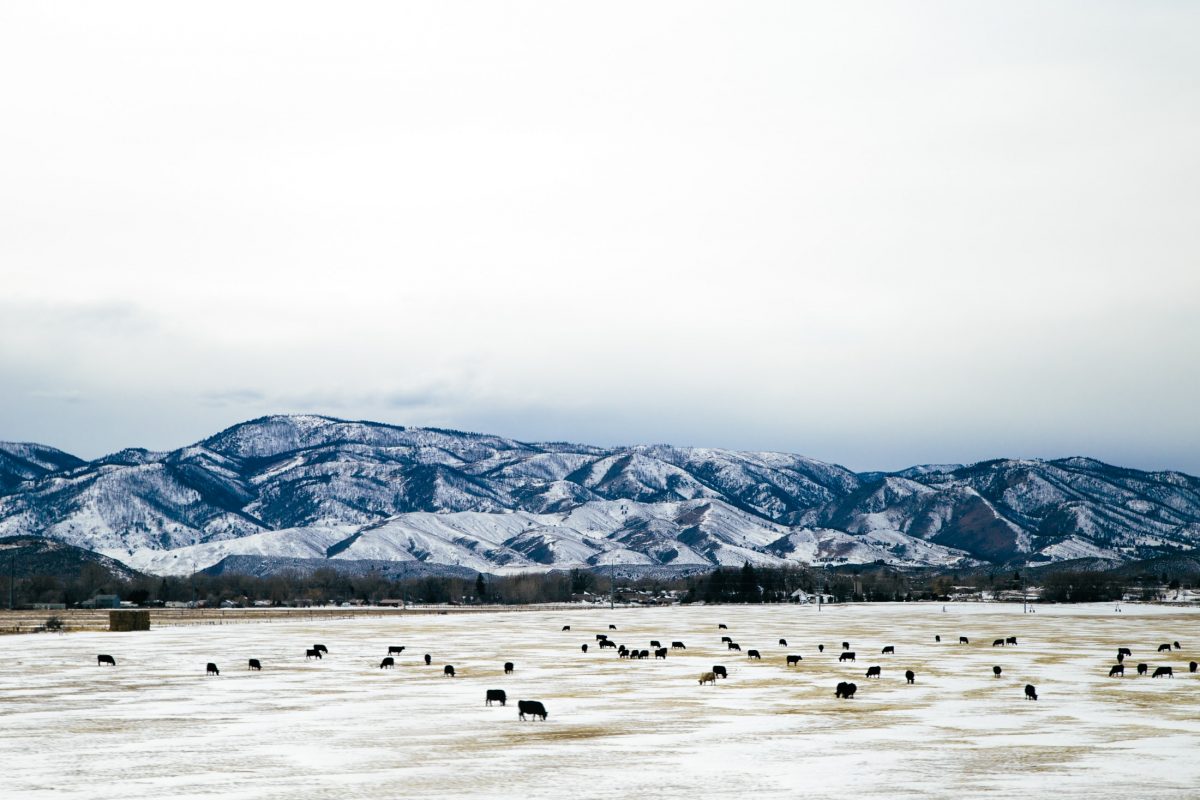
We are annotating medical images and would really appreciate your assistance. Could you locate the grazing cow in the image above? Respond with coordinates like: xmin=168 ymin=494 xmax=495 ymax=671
xmin=1025 ymin=684 xmax=1037 ymax=701
xmin=698 ymin=671 xmax=716 ymax=685
xmin=599 ymin=639 xmax=616 ymax=649
xmin=721 ymin=636 xmax=733 ymax=643
xmin=639 ymin=650 xmax=650 ymax=659
xmin=882 ymin=646 xmax=895 ymax=655
xmin=935 ymin=635 xmax=941 ymax=643
xmin=1117 ymin=647 xmax=1131 ymax=658
xmin=619 ymin=649 xmax=630 ymax=659
xmin=379 ymin=657 xmax=395 ymax=669
xmin=993 ymin=666 xmax=1002 ymax=678
xmin=1174 ymin=641 xmax=1181 ymax=650
xmin=1117 ymin=653 xmax=1125 ymax=663
xmin=618 ymin=644 xmax=628 ymax=653
xmin=306 ymin=649 xmax=322 ymax=660
xmin=842 ymin=642 xmax=850 ymax=651
xmin=786 ymin=655 xmax=802 ymax=666
xmin=993 ymin=639 xmax=1005 ymax=647
xmin=388 ymin=646 xmax=405 ymax=656
xmin=905 ymin=670 xmax=915 ymax=684
xmin=97 ymin=655 xmax=116 ymax=667
xmin=818 ymin=644 xmax=824 ymax=653
xmin=655 ymin=648 xmax=668 ymax=659
xmin=314 ymin=644 xmax=328 ymax=654
xmin=779 ymin=639 xmax=788 ymax=646
xmin=1006 ymin=637 xmax=1018 ymax=646
xmin=835 ymin=681 xmax=857 ymax=699
xmin=1158 ymin=644 xmax=1172 ymax=652
xmin=650 ymin=640 xmax=661 ymax=648
xmin=424 ymin=654 xmax=432 ymax=665
xmin=712 ymin=665 xmax=728 ymax=679
xmin=596 ymin=634 xmax=608 ymax=641
xmin=609 ymin=625 xmax=617 ymax=630
xmin=444 ymin=665 xmax=456 ymax=677
xmin=206 ymin=663 xmax=220 ymax=677
xmin=671 ymin=641 xmax=686 ymax=650
xmin=1108 ymin=664 xmax=1124 ymax=677
xmin=839 ymin=652 xmax=856 ymax=662
xmin=865 ymin=666 xmax=881 ymax=679
xmin=959 ymin=637 xmax=969 ymax=645
xmin=728 ymin=643 xmax=742 ymax=652
xmin=747 ymin=650 xmax=761 ymax=660
xmin=518 ymin=700 xmax=548 ymax=721
xmin=248 ymin=659 xmax=262 ymax=671
xmin=1189 ymin=661 xmax=1197 ymax=673
xmin=1137 ymin=663 xmax=1148 ymax=676
xmin=486 ymin=689 xmax=507 ymax=706
xmin=581 ymin=644 xmax=588 ymax=653
xmin=718 ymin=624 xmax=728 ymax=630
xmin=1153 ymin=666 xmax=1174 ymax=678
xmin=562 ymin=626 xmax=571 ymax=631
xmin=504 ymin=661 xmax=514 ymax=674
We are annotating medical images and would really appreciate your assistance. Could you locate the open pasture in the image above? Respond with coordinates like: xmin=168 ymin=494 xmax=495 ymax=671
xmin=1 ymin=602 xmax=1198 ymax=799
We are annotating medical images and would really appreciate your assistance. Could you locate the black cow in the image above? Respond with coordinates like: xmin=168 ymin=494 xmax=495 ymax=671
xmin=786 ymin=655 xmax=802 ymax=666
xmin=650 ymin=640 xmax=661 ymax=648
xmin=655 ymin=648 xmax=668 ymax=659
xmin=248 ymin=659 xmax=262 ymax=671
xmin=1006 ymin=637 xmax=1018 ymax=646
xmin=504 ymin=661 xmax=514 ymax=674
xmin=1117 ymin=652 xmax=1125 ymax=663
xmin=993 ymin=639 xmax=1005 ymax=647
xmin=596 ymin=634 xmax=608 ymax=641
xmin=721 ymin=636 xmax=733 ymax=643
xmin=993 ymin=666 xmax=1002 ymax=678
xmin=206 ymin=662 xmax=220 ymax=676
xmin=842 ymin=642 xmax=850 ymax=651
xmin=718 ymin=624 xmax=728 ymax=630
xmin=306 ymin=649 xmax=321 ymax=660
xmin=518 ymin=700 xmax=548 ymax=721
xmin=671 ymin=641 xmax=686 ymax=650
xmin=599 ymin=639 xmax=616 ymax=649
xmin=97 ymin=654 xmax=116 ymax=666
xmin=1158 ymin=644 xmax=1172 ymax=652
xmin=935 ymin=635 xmax=941 ymax=643
xmin=444 ymin=665 xmax=456 ymax=677
xmin=835 ymin=681 xmax=857 ymax=699
xmin=619 ymin=649 xmax=630 ymax=659
xmin=1118 ymin=647 xmax=1132 ymax=657
xmin=1174 ymin=641 xmax=1182 ymax=650
xmin=728 ymin=643 xmax=741 ymax=651
xmin=1190 ymin=661 xmax=1198 ymax=674
xmin=639 ymin=649 xmax=650 ymax=659
xmin=712 ymin=665 xmax=728 ymax=679
xmin=581 ymin=644 xmax=588 ymax=653
xmin=959 ymin=637 xmax=969 ymax=645
xmin=609 ymin=625 xmax=617 ymax=630
xmin=1025 ymin=684 xmax=1037 ymax=701
xmin=313 ymin=644 xmax=328 ymax=654
xmin=1137 ymin=662 xmax=1148 ymax=676
xmin=882 ymin=646 xmax=895 ymax=654
xmin=380 ymin=657 xmax=394 ymax=669
xmin=561 ymin=625 xmax=570 ymax=631
xmin=486 ymin=689 xmax=507 ymax=706
xmin=424 ymin=654 xmax=432 ymax=665
xmin=1108 ymin=664 xmax=1124 ymax=677
xmin=905 ymin=670 xmax=915 ymax=684
xmin=1153 ymin=666 xmax=1173 ymax=678
xmin=388 ymin=646 xmax=405 ymax=656
xmin=865 ymin=666 xmax=881 ymax=679
xmin=618 ymin=644 xmax=628 ymax=654
xmin=747 ymin=650 xmax=761 ymax=660
xmin=818 ymin=644 xmax=825 ymax=652
xmin=779 ymin=639 xmax=788 ymax=646
xmin=839 ymin=652 xmax=856 ymax=662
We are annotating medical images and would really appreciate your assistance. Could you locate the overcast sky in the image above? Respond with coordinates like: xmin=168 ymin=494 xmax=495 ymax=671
xmin=1 ymin=2 xmax=1198 ymax=473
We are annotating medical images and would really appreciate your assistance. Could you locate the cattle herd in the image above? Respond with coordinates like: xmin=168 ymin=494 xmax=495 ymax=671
xmin=88 ymin=619 xmax=1196 ymax=721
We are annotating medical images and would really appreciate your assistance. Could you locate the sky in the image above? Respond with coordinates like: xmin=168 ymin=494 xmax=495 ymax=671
xmin=1 ymin=2 xmax=1198 ymax=474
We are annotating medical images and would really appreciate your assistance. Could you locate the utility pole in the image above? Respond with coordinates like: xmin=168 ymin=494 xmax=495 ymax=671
xmin=8 ymin=550 xmax=15 ymax=610
xmin=609 ymin=556 xmax=615 ymax=610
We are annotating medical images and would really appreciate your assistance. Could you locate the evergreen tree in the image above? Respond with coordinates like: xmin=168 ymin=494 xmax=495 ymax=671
xmin=475 ymin=573 xmax=487 ymax=602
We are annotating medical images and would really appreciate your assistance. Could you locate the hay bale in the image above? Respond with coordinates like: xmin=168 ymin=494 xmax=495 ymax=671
xmin=109 ymin=610 xmax=150 ymax=632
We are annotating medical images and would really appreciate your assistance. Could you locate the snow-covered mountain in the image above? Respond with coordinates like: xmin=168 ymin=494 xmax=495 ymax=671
xmin=1 ymin=416 xmax=1197 ymax=575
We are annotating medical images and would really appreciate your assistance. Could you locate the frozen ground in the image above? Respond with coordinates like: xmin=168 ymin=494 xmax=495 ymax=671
xmin=1 ymin=603 xmax=1198 ymax=799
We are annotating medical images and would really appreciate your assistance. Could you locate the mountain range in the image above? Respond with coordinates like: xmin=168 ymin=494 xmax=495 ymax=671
xmin=1 ymin=415 xmax=1198 ymax=577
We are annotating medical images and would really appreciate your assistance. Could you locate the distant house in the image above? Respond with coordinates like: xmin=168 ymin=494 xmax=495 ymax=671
xmin=379 ymin=598 xmax=405 ymax=608
xmin=790 ymin=590 xmax=835 ymax=605
xmin=81 ymin=594 xmax=121 ymax=609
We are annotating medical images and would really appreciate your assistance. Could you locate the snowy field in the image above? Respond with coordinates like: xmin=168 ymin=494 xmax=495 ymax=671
xmin=2 ymin=603 xmax=1198 ymax=800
